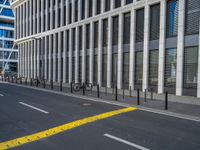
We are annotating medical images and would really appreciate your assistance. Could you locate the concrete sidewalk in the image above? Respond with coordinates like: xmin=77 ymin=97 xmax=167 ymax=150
xmin=1 ymin=80 xmax=200 ymax=120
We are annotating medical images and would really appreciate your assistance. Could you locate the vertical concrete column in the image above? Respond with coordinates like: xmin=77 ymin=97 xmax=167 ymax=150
xmin=176 ymin=0 xmax=185 ymax=96
xmin=58 ymin=32 xmax=61 ymax=82
xmin=17 ymin=7 xmax=19 ymax=39
xmin=30 ymin=0 xmax=32 ymax=35
xmin=142 ymin=4 xmax=150 ymax=92
xmin=75 ymin=27 xmax=80 ymax=83
xmin=20 ymin=5 xmax=22 ymax=38
xmin=197 ymin=20 xmax=200 ymax=97
xmin=18 ymin=44 xmax=21 ymax=77
xmin=107 ymin=17 xmax=112 ymax=88
xmin=49 ymin=35 xmax=52 ymax=82
xmin=45 ymin=0 xmax=49 ymax=31
xmin=85 ymin=0 xmax=89 ymax=18
xmin=30 ymin=41 xmax=33 ymax=78
xmin=33 ymin=0 xmax=36 ymax=34
xmin=101 ymin=0 xmax=105 ymax=13
xmin=158 ymin=1 xmax=166 ymax=94
xmin=61 ymin=0 xmax=64 ymax=26
xmin=23 ymin=3 xmax=25 ymax=37
xmin=27 ymin=41 xmax=31 ymax=78
xmin=82 ymin=25 xmax=86 ymax=83
xmin=53 ymin=34 xmax=56 ymax=82
xmin=98 ymin=19 xmax=103 ymax=87
xmin=26 ymin=1 xmax=28 ymax=36
xmin=111 ymin=0 xmax=114 ymax=10
xmin=66 ymin=0 xmax=69 ymax=25
xmin=50 ymin=0 xmax=53 ymax=30
xmin=63 ymin=31 xmax=67 ymax=83
xmin=121 ymin=0 xmax=126 ymax=6
xmin=44 ymin=36 xmax=48 ymax=80
xmin=89 ymin=22 xmax=94 ymax=84
xmin=37 ymin=39 xmax=40 ymax=78
xmin=34 ymin=40 xmax=37 ymax=78
xmin=68 ymin=29 xmax=72 ymax=83
xmin=21 ymin=44 xmax=24 ymax=77
xmin=129 ymin=9 xmax=136 ymax=89
xmin=37 ymin=0 xmax=40 ymax=33
xmin=25 ymin=43 xmax=27 ymax=77
xmin=78 ymin=0 xmax=82 ymax=21
xmin=117 ymin=13 xmax=123 ymax=89
xmin=93 ymin=0 xmax=97 ymax=16
xmin=55 ymin=0 xmax=58 ymax=28
xmin=41 ymin=0 xmax=44 ymax=32
xmin=72 ymin=0 xmax=75 ymax=23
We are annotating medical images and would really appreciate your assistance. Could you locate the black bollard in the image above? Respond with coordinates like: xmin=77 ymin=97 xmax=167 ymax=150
xmin=151 ymin=88 xmax=153 ymax=100
xmin=30 ymin=78 xmax=32 ymax=86
xmin=130 ymin=86 xmax=132 ymax=97
xmin=36 ymin=79 xmax=39 ymax=87
xmin=115 ymin=86 xmax=118 ymax=101
xmin=137 ymin=89 xmax=140 ymax=105
xmin=144 ymin=89 xmax=147 ymax=102
xmin=70 ymin=82 xmax=73 ymax=93
xmin=82 ymin=83 xmax=85 ymax=95
xmin=60 ymin=81 xmax=62 ymax=91
xmin=97 ymin=84 xmax=100 ymax=98
xmin=25 ymin=78 xmax=27 ymax=85
xmin=165 ymin=91 xmax=168 ymax=110
xmin=105 ymin=86 xmax=107 ymax=95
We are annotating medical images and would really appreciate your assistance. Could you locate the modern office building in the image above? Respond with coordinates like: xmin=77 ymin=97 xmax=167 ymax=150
xmin=0 ymin=0 xmax=18 ymax=76
xmin=10 ymin=0 xmax=200 ymax=97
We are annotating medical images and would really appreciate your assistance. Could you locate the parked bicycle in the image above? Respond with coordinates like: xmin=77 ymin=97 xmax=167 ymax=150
xmin=73 ymin=82 xmax=93 ymax=92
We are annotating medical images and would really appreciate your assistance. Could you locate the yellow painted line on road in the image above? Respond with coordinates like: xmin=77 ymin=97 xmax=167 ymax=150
xmin=0 ymin=107 xmax=137 ymax=150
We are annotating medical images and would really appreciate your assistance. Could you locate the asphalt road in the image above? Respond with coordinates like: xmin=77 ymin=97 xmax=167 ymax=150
xmin=0 ymin=83 xmax=200 ymax=150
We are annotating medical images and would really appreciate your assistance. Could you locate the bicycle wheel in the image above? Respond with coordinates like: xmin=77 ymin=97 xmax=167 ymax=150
xmin=73 ymin=83 xmax=81 ymax=92
xmin=85 ymin=83 xmax=93 ymax=91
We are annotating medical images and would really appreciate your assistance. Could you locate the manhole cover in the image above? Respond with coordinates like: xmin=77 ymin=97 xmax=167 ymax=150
xmin=82 ymin=103 xmax=92 ymax=106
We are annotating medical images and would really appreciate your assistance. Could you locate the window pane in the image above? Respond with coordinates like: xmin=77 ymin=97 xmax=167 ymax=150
xmin=185 ymin=0 xmax=200 ymax=35
xmin=166 ymin=0 xmax=178 ymax=37
xmin=150 ymin=4 xmax=160 ymax=40
xmin=123 ymin=12 xmax=131 ymax=44
xmin=135 ymin=51 xmax=143 ymax=84
xmin=102 ymin=54 xmax=107 ymax=86
xmin=149 ymin=50 xmax=159 ymax=85
xmin=115 ymin=0 xmax=121 ymax=8
xmin=183 ymin=47 xmax=198 ymax=88
xmin=112 ymin=16 xmax=119 ymax=46
xmin=112 ymin=54 xmax=118 ymax=85
xmin=123 ymin=52 xmax=129 ymax=87
xmin=136 ymin=8 xmax=144 ymax=42
xmin=165 ymin=48 xmax=177 ymax=87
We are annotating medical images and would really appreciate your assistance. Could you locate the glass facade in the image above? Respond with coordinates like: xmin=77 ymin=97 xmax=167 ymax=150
xmin=149 ymin=50 xmax=159 ymax=86
xmin=166 ymin=0 xmax=178 ymax=37
xmin=135 ymin=51 xmax=143 ymax=84
xmin=165 ymin=48 xmax=177 ymax=87
xmin=183 ymin=47 xmax=198 ymax=88
xmin=0 ymin=0 xmax=18 ymax=76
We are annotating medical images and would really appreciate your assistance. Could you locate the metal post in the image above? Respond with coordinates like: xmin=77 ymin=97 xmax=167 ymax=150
xmin=25 ymin=78 xmax=27 ymax=85
xmin=112 ymin=84 xmax=114 ymax=94
xmin=36 ymin=78 xmax=39 ymax=87
xmin=129 ymin=86 xmax=132 ymax=97
xmin=71 ymin=82 xmax=73 ymax=93
xmin=165 ymin=91 xmax=168 ymax=110
xmin=105 ymin=86 xmax=107 ymax=95
xmin=144 ymin=89 xmax=147 ymax=102
xmin=60 ymin=81 xmax=62 ymax=91
xmin=137 ymin=89 xmax=140 ymax=105
xmin=83 ymin=83 xmax=85 ymax=95
xmin=30 ymin=78 xmax=32 ymax=86
xmin=115 ymin=86 xmax=118 ymax=101
xmin=97 ymin=84 xmax=100 ymax=98
xmin=151 ymin=88 xmax=153 ymax=100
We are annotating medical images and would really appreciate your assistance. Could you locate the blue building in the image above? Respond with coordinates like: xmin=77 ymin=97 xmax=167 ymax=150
xmin=0 ymin=0 xmax=18 ymax=76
